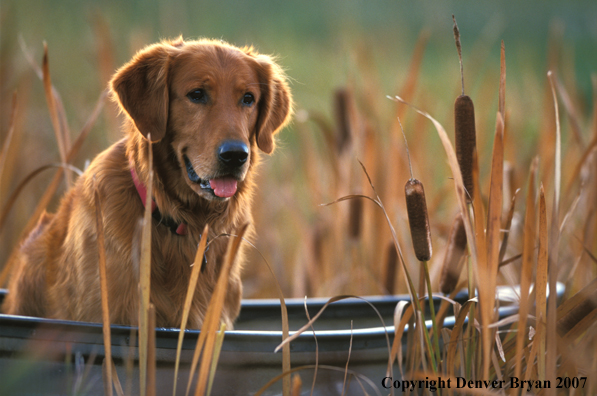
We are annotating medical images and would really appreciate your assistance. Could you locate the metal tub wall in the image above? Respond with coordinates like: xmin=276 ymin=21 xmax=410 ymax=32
xmin=0 ymin=288 xmax=532 ymax=396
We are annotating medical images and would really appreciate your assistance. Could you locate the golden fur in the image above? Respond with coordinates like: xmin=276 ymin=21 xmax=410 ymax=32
xmin=2 ymin=38 xmax=292 ymax=328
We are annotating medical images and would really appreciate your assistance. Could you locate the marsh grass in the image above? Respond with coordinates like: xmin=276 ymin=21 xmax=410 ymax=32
xmin=1 ymin=12 xmax=596 ymax=396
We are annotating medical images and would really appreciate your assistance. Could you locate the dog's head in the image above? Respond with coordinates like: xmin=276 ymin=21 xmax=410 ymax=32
xmin=110 ymin=38 xmax=292 ymax=201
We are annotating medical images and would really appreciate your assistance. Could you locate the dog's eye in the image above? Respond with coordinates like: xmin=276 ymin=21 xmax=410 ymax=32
xmin=242 ymin=93 xmax=255 ymax=107
xmin=187 ymin=89 xmax=208 ymax=104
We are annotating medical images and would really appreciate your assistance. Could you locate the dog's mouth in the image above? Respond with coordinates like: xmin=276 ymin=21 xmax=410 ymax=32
xmin=183 ymin=155 xmax=238 ymax=198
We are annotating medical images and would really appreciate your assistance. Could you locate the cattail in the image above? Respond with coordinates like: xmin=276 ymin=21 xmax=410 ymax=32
xmin=557 ymin=284 xmax=597 ymax=336
xmin=453 ymin=15 xmax=477 ymax=202
xmin=405 ymin=179 xmax=432 ymax=261
xmin=334 ymin=88 xmax=353 ymax=155
xmin=384 ymin=241 xmax=398 ymax=295
xmin=439 ymin=213 xmax=468 ymax=294
xmin=455 ymin=95 xmax=477 ymax=201
xmin=348 ymin=195 xmax=363 ymax=240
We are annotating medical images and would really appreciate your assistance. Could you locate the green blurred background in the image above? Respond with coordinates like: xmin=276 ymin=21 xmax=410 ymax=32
xmin=3 ymin=0 xmax=596 ymax=122
xmin=1 ymin=0 xmax=596 ymax=297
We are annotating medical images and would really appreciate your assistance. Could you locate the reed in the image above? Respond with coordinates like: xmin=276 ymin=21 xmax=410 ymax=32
xmin=94 ymin=178 xmax=113 ymax=396
xmin=138 ymin=136 xmax=153 ymax=396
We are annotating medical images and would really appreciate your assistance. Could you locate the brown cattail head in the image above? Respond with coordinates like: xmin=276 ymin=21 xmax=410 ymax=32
xmin=557 ymin=282 xmax=597 ymax=336
xmin=333 ymin=88 xmax=353 ymax=155
xmin=439 ymin=213 xmax=468 ymax=294
xmin=405 ymin=179 xmax=432 ymax=261
xmin=454 ymin=94 xmax=477 ymax=201
xmin=348 ymin=196 xmax=363 ymax=240
xmin=384 ymin=241 xmax=398 ymax=295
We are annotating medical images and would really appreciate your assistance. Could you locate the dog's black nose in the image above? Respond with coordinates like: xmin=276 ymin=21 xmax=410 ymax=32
xmin=218 ymin=140 xmax=249 ymax=168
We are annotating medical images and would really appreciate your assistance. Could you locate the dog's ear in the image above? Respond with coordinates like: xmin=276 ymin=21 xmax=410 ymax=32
xmin=252 ymin=56 xmax=293 ymax=154
xmin=110 ymin=42 xmax=178 ymax=142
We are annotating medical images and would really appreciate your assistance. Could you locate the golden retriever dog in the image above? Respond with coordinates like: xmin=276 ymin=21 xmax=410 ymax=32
xmin=2 ymin=37 xmax=292 ymax=329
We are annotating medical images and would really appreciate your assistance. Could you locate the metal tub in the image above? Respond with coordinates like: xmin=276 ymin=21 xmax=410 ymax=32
xmin=0 ymin=286 xmax=541 ymax=395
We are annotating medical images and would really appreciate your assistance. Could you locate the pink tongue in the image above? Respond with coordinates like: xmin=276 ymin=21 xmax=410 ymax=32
xmin=209 ymin=177 xmax=238 ymax=198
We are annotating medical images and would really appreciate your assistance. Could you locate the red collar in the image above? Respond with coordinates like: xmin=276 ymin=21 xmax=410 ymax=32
xmin=130 ymin=165 xmax=188 ymax=236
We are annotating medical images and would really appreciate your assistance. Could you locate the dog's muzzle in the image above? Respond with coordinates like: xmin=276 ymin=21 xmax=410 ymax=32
xmin=184 ymin=141 xmax=247 ymax=199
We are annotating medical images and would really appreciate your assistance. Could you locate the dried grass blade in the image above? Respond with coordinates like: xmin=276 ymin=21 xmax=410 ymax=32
xmin=275 ymin=295 xmax=392 ymax=360
xmin=0 ymin=163 xmax=82 ymax=235
xmin=512 ymin=158 xmax=538 ymax=386
xmin=303 ymin=298 xmax=318 ymax=396
xmin=194 ymin=223 xmax=249 ymax=396
xmin=434 ymin=293 xmax=460 ymax=327
xmin=554 ymin=75 xmax=585 ymax=147
xmin=498 ymin=191 xmax=518 ymax=265
xmin=42 ymin=43 xmax=70 ymax=186
xmin=536 ymin=184 xmax=548 ymax=380
xmin=273 ymin=296 xmax=351 ymax=353
xmin=467 ymin=148 xmax=485 ymax=378
xmin=147 ymin=304 xmax=156 ymax=396
xmin=499 ymin=41 xmax=506 ymax=121
xmin=18 ymin=36 xmax=43 ymax=79
xmin=565 ymin=136 xmax=597 ymax=195
xmin=26 ymin=74 xmax=104 ymax=231
xmin=547 ymin=71 xmax=562 ymax=210
xmin=499 ymin=253 xmax=521 ymax=267
xmin=138 ymin=138 xmax=154 ymax=396
xmin=341 ymin=321 xmax=354 ymax=396
xmin=547 ymin=71 xmax=563 ymax=389
xmin=0 ymin=92 xmax=18 ymax=190
xmin=70 ymin=89 xmax=108 ymax=159
xmin=0 ymin=90 xmax=105 ymax=286
xmin=173 ymin=226 xmax=209 ymax=396
xmin=390 ymin=302 xmax=413 ymax=378
xmin=102 ymin=360 xmax=112 ymax=396
xmin=447 ymin=299 xmax=477 ymax=377
xmin=111 ymin=363 xmax=125 ymax=396
xmin=486 ymin=112 xmax=504 ymax=277
xmin=471 ymin=148 xmax=486 ymax=273
xmin=206 ymin=323 xmax=226 ymax=396
xmin=94 ymin=179 xmax=113 ymax=396
xmin=487 ymin=313 xmax=523 ymax=329
xmin=481 ymin=112 xmax=504 ymax=378
xmin=320 ymin=194 xmax=381 ymax=210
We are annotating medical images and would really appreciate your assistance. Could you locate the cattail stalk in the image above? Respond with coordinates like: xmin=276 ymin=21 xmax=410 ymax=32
xmin=453 ymin=16 xmax=477 ymax=202
xmin=439 ymin=213 xmax=468 ymax=294
xmin=404 ymin=178 xmax=440 ymax=367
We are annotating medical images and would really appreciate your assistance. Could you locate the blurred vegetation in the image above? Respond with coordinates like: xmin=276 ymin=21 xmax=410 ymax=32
xmin=1 ymin=0 xmax=596 ymax=299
